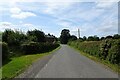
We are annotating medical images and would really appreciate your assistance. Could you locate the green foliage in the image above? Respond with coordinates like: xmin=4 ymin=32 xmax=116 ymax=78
xmin=107 ymin=39 xmax=120 ymax=64
xmin=42 ymin=43 xmax=60 ymax=52
xmin=60 ymin=29 xmax=78 ymax=44
xmin=99 ymin=39 xmax=111 ymax=59
xmin=100 ymin=37 xmax=105 ymax=40
xmin=83 ymin=36 xmax=87 ymax=41
xmin=2 ymin=29 xmax=27 ymax=46
xmin=21 ymin=42 xmax=60 ymax=54
xmin=113 ymin=34 xmax=120 ymax=39
xmin=0 ymin=42 xmax=9 ymax=64
xmin=87 ymin=35 xmax=99 ymax=41
xmin=69 ymin=41 xmax=100 ymax=56
xmin=2 ymin=29 xmax=59 ymax=66
xmin=69 ymin=35 xmax=77 ymax=41
xmin=68 ymin=39 xmax=120 ymax=64
xmin=105 ymin=35 xmax=113 ymax=39
xmin=2 ymin=53 xmax=50 ymax=79
xmin=2 ymin=44 xmax=60 ymax=79
xmin=60 ymin=29 xmax=70 ymax=44
xmin=27 ymin=29 xmax=45 ymax=42
xmin=21 ymin=42 xmax=40 ymax=54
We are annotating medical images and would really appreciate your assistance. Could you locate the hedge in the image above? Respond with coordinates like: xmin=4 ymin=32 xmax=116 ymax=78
xmin=106 ymin=39 xmax=120 ymax=64
xmin=68 ymin=39 xmax=120 ymax=64
xmin=21 ymin=42 xmax=60 ymax=54
xmin=0 ymin=42 xmax=9 ymax=64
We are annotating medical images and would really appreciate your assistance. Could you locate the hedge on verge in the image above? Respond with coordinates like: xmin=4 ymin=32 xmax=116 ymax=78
xmin=68 ymin=39 xmax=120 ymax=64
xmin=0 ymin=42 xmax=9 ymax=64
xmin=21 ymin=42 xmax=59 ymax=54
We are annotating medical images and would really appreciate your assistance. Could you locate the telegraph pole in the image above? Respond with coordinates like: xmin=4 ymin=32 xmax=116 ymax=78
xmin=78 ymin=28 xmax=80 ymax=39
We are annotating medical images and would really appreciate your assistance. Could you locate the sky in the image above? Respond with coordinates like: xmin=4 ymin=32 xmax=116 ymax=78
xmin=0 ymin=0 xmax=119 ymax=38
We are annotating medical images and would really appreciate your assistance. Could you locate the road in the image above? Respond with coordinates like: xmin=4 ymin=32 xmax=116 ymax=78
xmin=35 ymin=45 xmax=118 ymax=78
xmin=17 ymin=45 xmax=118 ymax=78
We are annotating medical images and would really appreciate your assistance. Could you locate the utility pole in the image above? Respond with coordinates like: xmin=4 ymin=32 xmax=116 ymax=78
xmin=78 ymin=28 xmax=80 ymax=39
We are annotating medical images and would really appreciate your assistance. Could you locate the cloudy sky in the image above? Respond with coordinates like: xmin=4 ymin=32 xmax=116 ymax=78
xmin=0 ymin=0 xmax=119 ymax=37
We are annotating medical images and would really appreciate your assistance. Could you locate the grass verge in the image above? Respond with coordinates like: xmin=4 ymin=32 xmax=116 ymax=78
xmin=1 ymin=46 xmax=61 ymax=79
xmin=68 ymin=45 xmax=120 ymax=74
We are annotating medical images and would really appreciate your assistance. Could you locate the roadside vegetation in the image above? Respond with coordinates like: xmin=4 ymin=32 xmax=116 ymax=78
xmin=59 ymin=29 xmax=120 ymax=73
xmin=68 ymin=34 xmax=120 ymax=73
xmin=59 ymin=29 xmax=77 ymax=44
xmin=1 ymin=28 xmax=120 ymax=79
xmin=1 ymin=46 xmax=60 ymax=79
xmin=1 ymin=29 xmax=60 ymax=79
xmin=1 ymin=29 xmax=59 ymax=65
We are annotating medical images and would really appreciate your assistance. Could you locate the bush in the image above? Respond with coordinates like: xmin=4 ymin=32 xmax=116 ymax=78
xmin=2 ymin=29 xmax=27 ymax=46
xmin=68 ymin=40 xmax=101 ymax=57
xmin=99 ymin=39 xmax=111 ymax=60
xmin=68 ymin=39 xmax=120 ymax=64
xmin=0 ymin=42 xmax=9 ymax=64
xmin=107 ymin=39 xmax=120 ymax=64
xmin=27 ymin=30 xmax=46 ymax=42
xmin=21 ymin=42 xmax=59 ymax=54
xmin=21 ymin=42 xmax=40 ymax=54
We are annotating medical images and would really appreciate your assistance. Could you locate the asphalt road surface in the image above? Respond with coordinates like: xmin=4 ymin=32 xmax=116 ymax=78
xmin=35 ymin=45 xmax=118 ymax=78
xmin=18 ymin=45 xmax=118 ymax=78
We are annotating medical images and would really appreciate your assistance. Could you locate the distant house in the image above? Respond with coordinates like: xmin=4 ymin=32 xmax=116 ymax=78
xmin=45 ymin=35 xmax=56 ymax=43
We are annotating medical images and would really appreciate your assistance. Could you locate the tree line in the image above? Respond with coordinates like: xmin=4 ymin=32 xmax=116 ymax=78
xmin=65 ymin=28 xmax=120 ymax=66
xmin=1 ymin=28 xmax=120 ymax=65
xmin=59 ymin=29 xmax=120 ymax=44
xmin=1 ymin=29 xmax=59 ymax=65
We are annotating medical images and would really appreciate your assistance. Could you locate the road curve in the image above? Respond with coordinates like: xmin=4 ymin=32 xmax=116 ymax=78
xmin=35 ymin=45 xmax=118 ymax=78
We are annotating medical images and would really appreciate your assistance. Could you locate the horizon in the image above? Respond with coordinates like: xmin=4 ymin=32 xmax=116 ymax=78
xmin=0 ymin=0 xmax=119 ymax=38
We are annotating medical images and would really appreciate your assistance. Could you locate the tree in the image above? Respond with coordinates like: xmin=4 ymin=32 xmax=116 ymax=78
xmin=27 ymin=29 xmax=45 ymax=42
xmin=93 ymin=35 xmax=99 ymax=41
xmin=79 ymin=37 xmax=83 ymax=41
xmin=2 ymin=29 xmax=18 ymax=46
xmin=83 ymin=36 xmax=87 ymax=41
xmin=2 ymin=29 xmax=14 ymax=44
xmin=69 ymin=35 xmax=77 ymax=41
xmin=113 ymin=34 xmax=120 ymax=39
xmin=45 ymin=33 xmax=57 ymax=43
xmin=105 ymin=35 xmax=113 ymax=39
xmin=2 ymin=29 xmax=27 ymax=46
xmin=87 ymin=36 xmax=94 ymax=41
xmin=87 ymin=35 xmax=99 ymax=41
xmin=60 ymin=29 xmax=70 ymax=44
xmin=1 ymin=42 xmax=10 ymax=65
xmin=100 ymin=37 xmax=105 ymax=40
